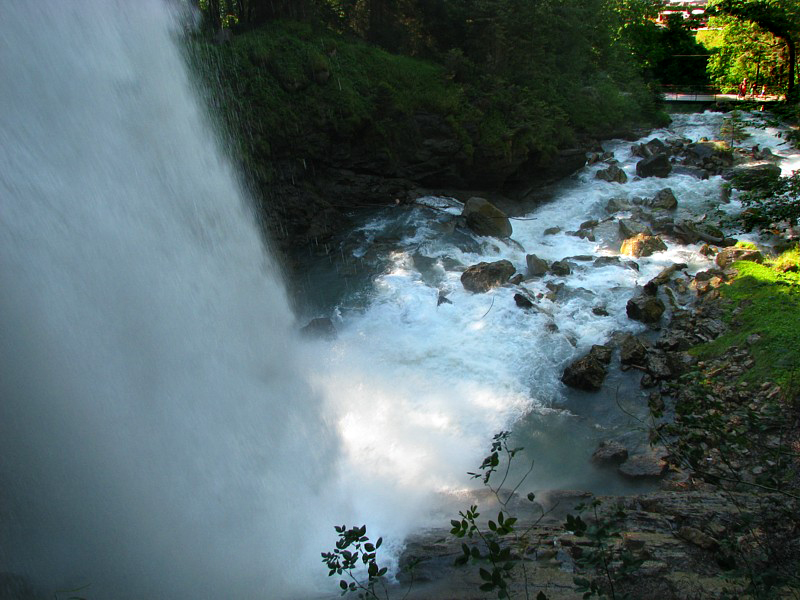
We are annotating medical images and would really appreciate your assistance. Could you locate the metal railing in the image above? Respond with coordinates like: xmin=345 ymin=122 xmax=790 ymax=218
xmin=659 ymin=85 xmax=780 ymax=102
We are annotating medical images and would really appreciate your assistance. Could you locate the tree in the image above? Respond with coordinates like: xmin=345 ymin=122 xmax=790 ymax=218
xmin=709 ymin=0 xmax=800 ymax=100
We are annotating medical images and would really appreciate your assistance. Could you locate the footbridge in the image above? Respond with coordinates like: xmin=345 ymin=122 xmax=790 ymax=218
xmin=660 ymin=87 xmax=783 ymax=106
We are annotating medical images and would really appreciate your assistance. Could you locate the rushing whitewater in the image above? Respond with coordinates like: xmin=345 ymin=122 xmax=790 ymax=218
xmin=0 ymin=3 xmax=341 ymax=598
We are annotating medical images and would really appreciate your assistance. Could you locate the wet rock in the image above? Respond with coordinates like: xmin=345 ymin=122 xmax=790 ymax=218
xmin=514 ymin=293 xmax=534 ymax=309
xmin=590 ymin=344 xmax=613 ymax=365
xmin=543 ymin=226 xmax=561 ymax=235
xmin=550 ymin=260 xmax=573 ymax=276
xmin=594 ymin=256 xmax=622 ymax=268
xmin=462 ymin=197 xmax=513 ymax=238
xmin=648 ymin=263 xmax=687 ymax=287
xmin=618 ymin=452 xmax=668 ymax=478
xmin=586 ymin=151 xmax=603 ymax=165
xmin=715 ymin=246 xmax=764 ymax=269
xmin=728 ymin=162 xmax=782 ymax=191
xmin=685 ymin=141 xmax=733 ymax=166
xmin=606 ymin=196 xmax=633 ymax=213
xmin=677 ymin=526 xmax=718 ymax=551
xmin=618 ymin=218 xmax=652 ymax=240
xmin=649 ymin=188 xmax=678 ymax=210
xmin=671 ymin=165 xmax=709 ymax=179
xmin=561 ymin=350 xmax=609 ymax=391
xmin=300 ymin=317 xmax=337 ymax=340
xmin=636 ymin=153 xmax=672 ymax=178
xmin=571 ymin=227 xmax=595 ymax=241
xmin=619 ymin=333 xmax=648 ymax=365
xmin=636 ymin=137 xmax=667 ymax=158
xmin=591 ymin=220 xmax=621 ymax=248
xmin=509 ymin=274 xmax=524 ymax=285
xmin=645 ymin=349 xmax=672 ymax=380
xmin=627 ymin=293 xmax=666 ymax=324
xmin=592 ymin=440 xmax=629 ymax=465
xmin=621 ymin=233 xmax=667 ymax=258
xmin=461 ymin=260 xmax=516 ymax=293
xmin=525 ymin=253 xmax=549 ymax=277
xmin=580 ymin=219 xmax=599 ymax=230
xmin=592 ymin=306 xmax=609 ymax=316
xmin=596 ymin=164 xmax=628 ymax=184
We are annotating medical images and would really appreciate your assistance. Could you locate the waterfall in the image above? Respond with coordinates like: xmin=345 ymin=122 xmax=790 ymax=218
xmin=0 ymin=2 xmax=337 ymax=598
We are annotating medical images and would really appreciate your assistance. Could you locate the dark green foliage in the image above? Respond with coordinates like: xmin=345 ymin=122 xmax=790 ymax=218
xmin=707 ymin=0 xmax=800 ymax=99
xmin=192 ymin=1 xmax=664 ymax=195
xmin=451 ymin=431 xmax=546 ymax=599
xmin=322 ymin=524 xmax=390 ymax=599
xmin=740 ymin=169 xmax=800 ymax=228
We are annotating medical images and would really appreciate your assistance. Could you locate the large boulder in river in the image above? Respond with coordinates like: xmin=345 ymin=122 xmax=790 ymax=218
xmin=627 ymin=293 xmax=665 ymax=323
xmin=728 ymin=162 xmax=782 ymax=191
xmin=595 ymin=164 xmax=628 ymax=184
xmin=685 ymin=141 xmax=733 ymax=167
xmin=618 ymin=451 xmax=668 ymax=478
xmin=618 ymin=218 xmax=652 ymax=240
xmin=620 ymin=233 xmax=667 ymax=257
xmin=461 ymin=260 xmax=516 ymax=293
xmin=550 ymin=259 xmax=573 ymax=276
xmin=561 ymin=345 xmax=612 ymax=391
xmin=648 ymin=188 xmax=678 ymax=210
xmin=526 ymin=253 xmax=549 ymax=277
xmin=592 ymin=440 xmax=629 ymax=465
xmin=606 ymin=196 xmax=633 ymax=213
xmin=633 ymin=138 xmax=667 ymax=159
xmin=715 ymin=245 xmax=764 ymax=269
xmin=462 ymin=197 xmax=513 ymax=238
xmin=619 ymin=333 xmax=648 ymax=365
xmin=636 ymin=153 xmax=672 ymax=178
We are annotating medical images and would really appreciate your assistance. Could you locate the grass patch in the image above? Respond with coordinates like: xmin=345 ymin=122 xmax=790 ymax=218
xmin=692 ymin=258 xmax=800 ymax=385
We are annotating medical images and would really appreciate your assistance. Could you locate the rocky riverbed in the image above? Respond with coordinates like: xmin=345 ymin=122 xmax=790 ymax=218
xmin=311 ymin=110 xmax=800 ymax=599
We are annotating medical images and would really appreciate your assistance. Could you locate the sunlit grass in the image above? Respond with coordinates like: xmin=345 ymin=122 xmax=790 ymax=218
xmin=692 ymin=255 xmax=800 ymax=385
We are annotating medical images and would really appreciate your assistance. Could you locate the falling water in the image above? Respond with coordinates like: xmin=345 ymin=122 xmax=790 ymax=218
xmin=0 ymin=2 xmax=339 ymax=598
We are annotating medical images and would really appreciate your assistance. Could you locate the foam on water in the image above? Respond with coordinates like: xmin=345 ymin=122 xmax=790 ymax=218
xmin=309 ymin=110 xmax=797 ymax=503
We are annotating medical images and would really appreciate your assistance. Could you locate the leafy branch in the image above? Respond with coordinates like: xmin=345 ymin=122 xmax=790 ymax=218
xmin=322 ymin=524 xmax=390 ymax=600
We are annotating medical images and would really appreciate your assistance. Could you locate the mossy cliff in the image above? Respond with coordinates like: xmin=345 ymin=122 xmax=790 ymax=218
xmin=194 ymin=20 xmax=666 ymax=257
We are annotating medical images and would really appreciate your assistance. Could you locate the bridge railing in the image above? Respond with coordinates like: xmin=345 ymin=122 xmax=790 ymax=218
xmin=659 ymin=84 xmax=781 ymax=102
xmin=659 ymin=84 xmax=724 ymax=101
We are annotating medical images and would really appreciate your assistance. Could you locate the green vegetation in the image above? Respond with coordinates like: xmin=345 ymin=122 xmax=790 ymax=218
xmin=739 ymin=170 xmax=800 ymax=229
xmin=704 ymin=0 xmax=800 ymax=99
xmin=193 ymin=1 xmax=668 ymax=199
xmin=195 ymin=20 xmax=469 ymax=181
xmin=691 ymin=255 xmax=800 ymax=386
xmin=322 ymin=524 xmax=393 ymax=599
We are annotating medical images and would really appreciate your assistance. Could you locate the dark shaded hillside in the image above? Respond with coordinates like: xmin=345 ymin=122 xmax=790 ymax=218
xmin=194 ymin=18 xmax=668 ymax=258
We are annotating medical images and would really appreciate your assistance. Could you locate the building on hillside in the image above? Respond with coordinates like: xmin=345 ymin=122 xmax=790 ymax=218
xmin=657 ymin=0 xmax=709 ymax=28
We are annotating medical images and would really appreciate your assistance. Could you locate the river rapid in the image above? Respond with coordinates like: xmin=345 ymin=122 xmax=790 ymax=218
xmin=297 ymin=108 xmax=800 ymax=532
